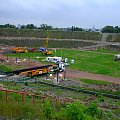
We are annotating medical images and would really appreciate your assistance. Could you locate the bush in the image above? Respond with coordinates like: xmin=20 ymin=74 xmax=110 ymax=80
xmin=42 ymin=99 xmax=54 ymax=120
xmin=63 ymin=101 xmax=87 ymax=120
xmin=85 ymin=102 xmax=103 ymax=118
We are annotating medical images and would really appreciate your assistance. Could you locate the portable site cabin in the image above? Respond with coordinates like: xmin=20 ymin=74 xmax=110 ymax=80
xmin=46 ymin=57 xmax=62 ymax=63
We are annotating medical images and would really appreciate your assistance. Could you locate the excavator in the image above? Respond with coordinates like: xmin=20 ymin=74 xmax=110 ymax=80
xmin=42 ymin=36 xmax=53 ymax=55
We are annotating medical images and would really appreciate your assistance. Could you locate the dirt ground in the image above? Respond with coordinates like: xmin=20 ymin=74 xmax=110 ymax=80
xmin=0 ymin=45 xmax=120 ymax=84
xmin=66 ymin=68 xmax=120 ymax=84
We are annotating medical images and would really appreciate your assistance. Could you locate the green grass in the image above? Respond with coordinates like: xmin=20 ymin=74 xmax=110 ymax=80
xmin=0 ymin=81 xmax=120 ymax=120
xmin=95 ymin=48 xmax=119 ymax=54
xmin=0 ymin=64 xmax=12 ymax=72
xmin=79 ymin=78 xmax=112 ymax=86
xmin=55 ymin=49 xmax=120 ymax=77
xmin=6 ymin=49 xmax=120 ymax=78
xmin=0 ymin=28 xmax=101 ymax=40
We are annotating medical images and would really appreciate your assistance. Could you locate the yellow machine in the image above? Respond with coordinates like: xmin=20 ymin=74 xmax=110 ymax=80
xmin=11 ymin=47 xmax=28 ymax=53
xmin=42 ymin=50 xmax=53 ymax=55
xmin=42 ymin=37 xmax=53 ymax=55
xmin=26 ymin=68 xmax=48 ymax=77
xmin=9 ymin=64 xmax=65 ymax=77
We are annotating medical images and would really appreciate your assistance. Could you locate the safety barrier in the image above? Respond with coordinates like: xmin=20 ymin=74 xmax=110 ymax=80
xmin=0 ymin=87 xmax=75 ymax=104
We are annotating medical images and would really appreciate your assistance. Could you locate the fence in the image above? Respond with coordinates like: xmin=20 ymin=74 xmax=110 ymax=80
xmin=0 ymin=87 xmax=75 ymax=105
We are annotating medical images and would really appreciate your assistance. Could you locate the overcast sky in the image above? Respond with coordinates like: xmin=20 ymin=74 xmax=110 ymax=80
xmin=0 ymin=0 xmax=120 ymax=28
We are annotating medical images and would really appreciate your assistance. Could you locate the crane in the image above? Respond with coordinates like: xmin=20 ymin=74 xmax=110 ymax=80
xmin=42 ymin=36 xmax=53 ymax=55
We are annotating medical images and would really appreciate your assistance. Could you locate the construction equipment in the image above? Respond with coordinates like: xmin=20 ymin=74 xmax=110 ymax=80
xmin=42 ymin=37 xmax=53 ymax=55
xmin=42 ymin=50 xmax=53 ymax=55
xmin=7 ymin=62 xmax=65 ymax=77
xmin=11 ymin=47 xmax=28 ymax=54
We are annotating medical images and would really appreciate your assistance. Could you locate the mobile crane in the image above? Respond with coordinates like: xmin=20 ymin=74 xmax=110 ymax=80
xmin=7 ymin=62 xmax=65 ymax=77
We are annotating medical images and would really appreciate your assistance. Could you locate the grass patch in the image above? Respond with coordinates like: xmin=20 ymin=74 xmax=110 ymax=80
xmin=0 ymin=64 xmax=12 ymax=72
xmin=0 ymin=81 xmax=120 ymax=120
xmin=79 ymin=78 xmax=112 ymax=86
xmin=95 ymin=48 xmax=119 ymax=54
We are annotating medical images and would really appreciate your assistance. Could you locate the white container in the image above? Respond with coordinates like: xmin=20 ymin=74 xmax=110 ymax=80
xmin=65 ymin=58 xmax=68 ymax=63
xmin=71 ymin=59 xmax=74 ymax=64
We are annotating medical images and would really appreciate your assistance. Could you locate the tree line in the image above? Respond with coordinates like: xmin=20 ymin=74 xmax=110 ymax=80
xmin=101 ymin=26 xmax=120 ymax=33
xmin=0 ymin=24 xmax=84 ymax=31
xmin=0 ymin=23 xmax=120 ymax=33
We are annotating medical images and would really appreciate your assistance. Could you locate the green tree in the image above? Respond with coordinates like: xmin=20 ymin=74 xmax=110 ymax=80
xmin=42 ymin=100 xmax=54 ymax=120
xmin=63 ymin=102 xmax=86 ymax=120
xmin=39 ymin=24 xmax=53 ymax=30
xmin=114 ymin=26 xmax=120 ymax=33
xmin=26 ymin=24 xmax=36 ymax=29
xmin=102 ymin=26 xmax=115 ymax=33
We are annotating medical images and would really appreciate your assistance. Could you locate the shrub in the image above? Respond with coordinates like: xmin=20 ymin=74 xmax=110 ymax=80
xmin=42 ymin=99 xmax=54 ymax=120
xmin=85 ymin=102 xmax=103 ymax=118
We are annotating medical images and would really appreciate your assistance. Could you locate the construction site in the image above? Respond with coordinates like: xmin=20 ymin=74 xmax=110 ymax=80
xmin=0 ymin=29 xmax=120 ymax=120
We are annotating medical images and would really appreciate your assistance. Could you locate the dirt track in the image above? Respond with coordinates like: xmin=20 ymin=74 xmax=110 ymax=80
xmin=66 ymin=68 xmax=120 ymax=84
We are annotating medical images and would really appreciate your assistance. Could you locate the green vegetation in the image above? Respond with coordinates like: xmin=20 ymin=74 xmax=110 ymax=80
xmin=0 ymin=38 xmax=96 ymax=48
xmin=106 ymin=34 xmax=113 ymax=42
xmin=6 ymin=49 xmax=120 ymax=77
xmin=0 ymin=81 xmax=119 ymax=120
xmin=0 ymin=92 xmax=102 ymax=120
xmin=115 ymin=33 xmax=120 ymax=42
xmin=0 ymin=64 xmax=12 ymax=72
xmin=102 ymin=26 xmax=120 ymax=33
xmin=79 ymin=78 xmax=112 ymax=86
xmin=0 ymin=28 xmax=101 ymax=40
xmin=95 ymin=48 xmax=119 ymax=54
xmin=56 ymin=49 xmax=120 ymax=77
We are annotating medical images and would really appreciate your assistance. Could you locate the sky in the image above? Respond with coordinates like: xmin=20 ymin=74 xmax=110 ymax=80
xmin=0 ymin=0 xmax=120 ymax=28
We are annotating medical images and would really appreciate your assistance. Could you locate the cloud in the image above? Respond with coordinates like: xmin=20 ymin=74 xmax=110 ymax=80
xmin=0 ymin=0 xmax=120 ymax=28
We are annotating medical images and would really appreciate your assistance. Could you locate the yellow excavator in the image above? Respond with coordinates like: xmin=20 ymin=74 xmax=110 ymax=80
xmin=42 ymin=36 xmax=53 ymax=55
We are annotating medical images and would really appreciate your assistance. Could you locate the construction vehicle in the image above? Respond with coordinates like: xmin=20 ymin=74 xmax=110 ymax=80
xmin=7 ymin=62 xmax=65 ymax=77
xmin=42 ymin=50 xmax=53 ymax=55
xmin=42 ymin=37 xmax=53 ymax=55
xmin=11 ymin=47 xmax=28 ymax=54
